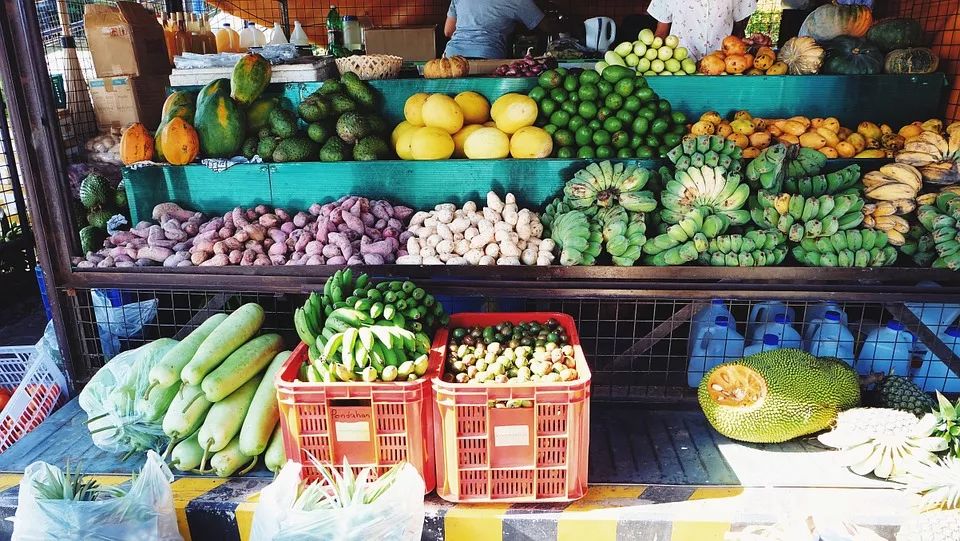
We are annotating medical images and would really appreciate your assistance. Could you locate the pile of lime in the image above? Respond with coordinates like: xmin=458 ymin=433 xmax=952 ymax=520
xmin=529 ymin=66 xmax=688 ymax=159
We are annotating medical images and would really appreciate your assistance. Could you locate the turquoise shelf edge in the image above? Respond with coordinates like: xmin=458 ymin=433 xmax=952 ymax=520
xmin=123 ymin=158 xmax=887 ymax=224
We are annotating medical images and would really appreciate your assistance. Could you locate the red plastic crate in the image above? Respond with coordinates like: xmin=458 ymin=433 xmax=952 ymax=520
xmin=275 ymin=342 xmax=438 ymax=493
xmin=432 ymin=313 xmax=591 ymax=503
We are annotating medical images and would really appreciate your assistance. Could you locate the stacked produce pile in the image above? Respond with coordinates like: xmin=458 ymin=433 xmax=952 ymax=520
xmin=397 ymin=192 xmax=555 ymax=266
xmin=77 ymin=173 xmax=129 ymax=255
xmin=599 ymin=30 xmax=696 ymax=76
xmin=293 ymin=271 xmax=445 ymax=382
xmin=528 ymin=68 xmax=687 ymax=159
xmin=493 ymin=48 xmax=559 ymax=77
xmin=698 ymin=34 xmax=788 ymax=76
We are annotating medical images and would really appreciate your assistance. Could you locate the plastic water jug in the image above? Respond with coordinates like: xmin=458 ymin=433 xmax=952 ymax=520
xmin=269 ymin=22 xmax=288 ymax=44
xmin=856 ymin=320 xmax=915 ymax=376
xmin=913 ymin=326 xmax=960 ymax=392
xmin=689 ymin=300 xmax=734 ymax=355
xmin=906 ymin=281 xmax=960 ymax=335
xmin=744 ymin=334 xmax=781 ymax=356
xmin=290 ymin=20 xmax=310 ymax=46
xmin=748 ymin=313 xmax=803 ymax=349
xmin=215 ymin=23 xmax=241 ymax=53
xmin=747 ymin=301 xmax=796 ymax=340
xmin=803 ymin=301 xmax=848 ymax=340
xmin=805 ymin=311 xmax=856 ymax=365
xmin=687 ymin=316 xmax=744 ymax=387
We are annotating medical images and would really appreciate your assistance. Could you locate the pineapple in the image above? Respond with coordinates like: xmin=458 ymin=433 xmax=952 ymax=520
xmin=878 ymin=375 xmax=936 ymax=417
xmin=933 ymin=392 xmax=960 ymax=458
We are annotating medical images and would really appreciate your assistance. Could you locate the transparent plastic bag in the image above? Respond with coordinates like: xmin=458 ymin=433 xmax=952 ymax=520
xmin=92 ymin=289 xmax=158 ymax=359
xmin=250 ymin=461 xmax=425 ymax=541
xmin=78 ymin=339 xmax=178 ymax=455
xmin=12 ymin=451 xmax=183 ymax=541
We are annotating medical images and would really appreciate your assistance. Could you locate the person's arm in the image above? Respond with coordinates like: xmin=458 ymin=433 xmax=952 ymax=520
xmin=732 ymin=18 xmax=748 ymax=37
xmin=655 ymin=22 xmax=671 ymax=38
xmin=732 ymin=0 xmax=757 ymax=37
xmin=444 ymin=17 xmax=457 ymax=38
xmin=646 ymin=0 xmax=672 ymax=38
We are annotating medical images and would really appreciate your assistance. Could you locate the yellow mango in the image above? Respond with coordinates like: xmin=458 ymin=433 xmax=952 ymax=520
xmin=815 ymin=127 xmax=840 ymax=148
xmin=819 ymin=146 xmax=838 ymax=158
xmin=781 ymin=120 xmax=807 ymax=137
xmin=858 ymin=122 xmax=882 ymax=140
xmin=799 ymin=131 xmax=827 ymax=150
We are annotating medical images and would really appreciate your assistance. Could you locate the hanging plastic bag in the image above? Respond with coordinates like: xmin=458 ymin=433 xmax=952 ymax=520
xmin=78 ymin=339 xmax=178 ymax=456
xmin=11 ymin=450 xmax=183 ymax=541
xmin=92 ymin=288 xmax=158 ymax=359
xmin=250 ymin=461 xmax=425 ymax=541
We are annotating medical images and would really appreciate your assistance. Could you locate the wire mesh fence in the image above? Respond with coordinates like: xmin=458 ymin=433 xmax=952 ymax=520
xmin=63 ymin=286 xmax=960 ymax=403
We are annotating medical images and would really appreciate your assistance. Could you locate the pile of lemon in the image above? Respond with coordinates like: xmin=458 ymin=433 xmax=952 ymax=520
xmin=392 ymin=92 xmax=553 ymax=160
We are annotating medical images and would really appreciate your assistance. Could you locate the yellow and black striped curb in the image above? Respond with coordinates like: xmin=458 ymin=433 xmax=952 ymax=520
xmin=0 ymin=475 xmax=907 ymax=540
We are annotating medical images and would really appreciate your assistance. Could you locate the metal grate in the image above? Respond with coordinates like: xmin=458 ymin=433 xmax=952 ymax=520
xmin=62 ymin=287 xmax=960 ymax=402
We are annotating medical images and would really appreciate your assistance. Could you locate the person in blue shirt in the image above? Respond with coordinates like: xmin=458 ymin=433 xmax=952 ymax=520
xmin=443 ymin=0 xmax=558 ymax=59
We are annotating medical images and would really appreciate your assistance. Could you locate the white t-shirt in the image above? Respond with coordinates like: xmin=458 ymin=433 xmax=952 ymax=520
xmin=647 ymin=0 xmax=758 ymax=60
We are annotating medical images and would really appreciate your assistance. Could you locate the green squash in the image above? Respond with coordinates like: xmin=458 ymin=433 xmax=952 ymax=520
xmin=884 ymin=47 xmax=939 ymax=74
xmin=800 ymin=4 xmax=873 ymax=41
xmin=194 ymin=79 xmax=246 ymax=158
xmin=822 ymin=36 xmax=884 ymax=75
xmin=230 ymin=53 xmax=272 ymax=107
xmin=246 ymin=97 xmax=279 ymax=133
xmin=866 ymin=18 xmax=924 ymax=53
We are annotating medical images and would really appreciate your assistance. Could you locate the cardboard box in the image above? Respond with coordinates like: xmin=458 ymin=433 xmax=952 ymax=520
xmin=88 ymin=75 xmax=169 ymax=132
xmin=364 ymin=26 xmax=437 ymax=61
xmin=84 ymin=2 xmax=171 ymax=78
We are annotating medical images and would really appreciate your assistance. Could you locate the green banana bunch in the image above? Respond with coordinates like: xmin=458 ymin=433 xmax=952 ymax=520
xmin=643 ymin=207 xmax=732 ymax=266
xmin=550 ymin=209 xmax=601 ymax=266
xmin=296 ymin=269 xmax=370 ymax=346
xmin=698 ymin=229 xmax=787 ymax=267
xmin=598 ymin=206 xmax=647 ymax=266
xmin=785 ymin=147 xmax=828 ymax=179
xmin=666 ymin=135 xmax=742 ymax=175
xmin=792 ymin=229 xmax=898 ymax=267
xmin=659 ymin=165 xmax=751 ymax=227
xmin=752 ymin=191 xmax=865 ymax=242
xmin=917 ymin=192 xmax=960 ymax=269
xmin=898 ymin=225 xmax=937 ymax=267
xmin=306 ymin=324 xmax=432 ymax=383
xmin=563 ymin=161 xmax=656 ymax=212
xmin=781 ymin=164 xmax=862 ymax=197
xmin=744 ymin=144 xmax=788 ymax=193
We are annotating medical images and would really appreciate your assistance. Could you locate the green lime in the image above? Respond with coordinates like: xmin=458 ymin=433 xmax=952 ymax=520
xmin=597 ymin=80 xmax=614 ymax=97
xmin=638 ymin=107 xmax=656 ymax=121
xmin=671 ymin=124 xmax=686 ymax=135
xmin=544 ymin=124 xmax=558 ymax=136
xmin=634 ymin=77 xmax=649 ymax=89
xmin=578 ymin=101 xmax=598 ymax=120
xmin=604 ymin=93 xmax=625 ymax=110
xmin=651 ymin=117 xmax=669 ymax=135
xmin=575 ymin=126 xmax=593 ymax=146
xmin=554 ymin=128 xmax=574 ymax=147
xmin=577 ymin=146 xmax=596 ymax=159
xmin=529 ymin=86 xmax=547 ymax=102
xmin=657 ymin=99 xmax=672 ymax=114
xmin=611 ymin=130 xmax=630 ymax=149
xmin=540 ymin=98 xmax=558 ymax=117
xmin=635 ymin=87 xmax=655 ymax=102
xmin=579 ymin=70 xmax=601 ymax=85
xmin=577 ymin=84 xmax=599 ymax=102
xmin=568 ymin=115 xmax=586 ymax=132
xmin=603 ymin=117 xmax=623 ymax=133
xmin=597 ymin=107 xmax=614 ymax=121
xmin=557 ymin=146 xmax=576 ymax=159
xmin=588 ymin=119 xmax=602 ymax=131
xmin=623 ymin=96 xmax=642 ymax=112
xmin=563 ymin=75 xmax=579 ymax=93
xmin=614 ymin=78 xmax=635 ymax=97
xmin=549 ymin=88 xmax=568 ymax=103
xmin=568 ymin=93 xmax=580 ymax=104
xmin=592 ymin=129 xmax=611 ymax=146
xmin=550 ymin=110 xmax=571 ymax=128
xmin=617 ymin=147 xmax=634 ymax=158
xmin=556 ymin=67 xmax=569 ymax=77
xmin=538 ymin=70 xmax=562 ymax=89
xmin=645 ymin=134 xmax=661 ymax=148
xmin=663 ymin=132 xmax=682 ymax=148
xmin=630 ymin=134 xmax=645 ymax=149
xmin=658 ymin=144 xmax=671 ymax=157
xmin=561 ymin=101 xmax=578 ymax=116
xmin=595 ymin=145 xmax=614 ymax=159
xmin=671 ymin=111 xmax=688 ymax=125
xmin=616 ymin=109 xmax=635 ymax=125
xmin=636 ymin=145 xmax=655 ymax=159
xmin=631 ymin=117 xmax=650 ymax=135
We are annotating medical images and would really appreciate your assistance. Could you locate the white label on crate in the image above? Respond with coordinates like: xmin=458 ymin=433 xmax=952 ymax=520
xmin=335 ymin=421 xmax=371 ymax=442
xmin=494 ymin=425 xmax=530 ymax=447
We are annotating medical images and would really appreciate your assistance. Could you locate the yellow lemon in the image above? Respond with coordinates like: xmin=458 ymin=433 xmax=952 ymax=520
xmin=452 ymin=124 xmax=484 ymax=158
xmin=391 ymin=121 xmax=417 ymax=147
xmin=395 ymin=129 xmax=416 ymax=160
xmin=454 ymin=91 xmax=491 ymax=125
xmin=403 ymin=93 xmax=430 ymax=126
xmin=491 ymin=93 xmax=538 ymax=135
xmin=410 ymin=127 xmax=454 ymax=160
xmin=463 ymin=127 xmax=510 ymax=160
xmin=509 ymin=126 xmax=553 ymax=159
xmin=421 ymin=94 xmax=464 ymax=134
xmin=483 ymin=121 xmax=497 ymax=127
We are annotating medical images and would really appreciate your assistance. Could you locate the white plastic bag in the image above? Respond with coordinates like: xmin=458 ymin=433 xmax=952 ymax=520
xmin=250 ymin=461 xmax=425 ymax=541
xmin=11 ymin=450 xmax=183 ymax=541
xmin=92 ymin=289 xmax=158 ymax=359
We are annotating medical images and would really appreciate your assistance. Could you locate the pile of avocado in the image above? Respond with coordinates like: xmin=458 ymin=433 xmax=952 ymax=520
xmin=242 ymin=72 xmax=392 ymax=163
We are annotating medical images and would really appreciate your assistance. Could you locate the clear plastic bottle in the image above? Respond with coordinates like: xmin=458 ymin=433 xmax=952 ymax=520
xmin=748 ymin=313 xmax=803 ymax=349
xmin=252 ymin=23 xmax=268 ymax=46
xmin=805 ymin=310 xmax=856 ymax=366
xmin=216 ymin=23 xmax=241 ymax=53
xmin=162 ymin=14 xmax=177 ymax=63
xmin=290 ymin=20 xmax=310 ymax=46
xmin=687 ymin=315 xmax=745 ymax=388
xmin=269 ymin=22 xmax=288 ymax=44
xmin=239 ymin=21 xmax=257 ymax=49
xmin=188 ymin=13 xmax=204 ymax=53
xmin=914 ymin=326 xmax=960 ymax=392
xmin=343 ymin=15 xmax=362 ymax=51
xmin=174 ymin=13 xmax=192 ymax=57
xmin=744 ymin=334 xmax=781 ymax=357
xmin=856 ymin=320 xmax=915 ymax=377
xmin=200 ymin=15 xmax=218 ymax=53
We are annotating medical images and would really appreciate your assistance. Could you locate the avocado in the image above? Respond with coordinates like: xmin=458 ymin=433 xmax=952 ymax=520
xmin=268 ymin=108 xmax=298 ymax=138
xmin=328 ymin=94 xmax=357 ymax=115
xmin=241 ymin=136 xmax=259 ymax=159
xmin=336 ymin=112 xmax=372 ymax=144
xmin=340 ymin=72 xmax=377 ymax=110
xmin=257 ymin=137 xmax=280 ymax=161
xmin=298 ymin=97 xmax=331 ymax=123
xmin=366 ymin=116 xmax=388 ymax=135
xmin=307 ymin=123 xmax=332 ymax=144
xmin=353 ymin=136 xmax=391 ymax=161
xmin=272 ymin=137 xmax=318 ymax=163
xmin=318 ymin=79 xmax=344 ymax=96
xmin=319 ymin=137 xmax=349 ymax=162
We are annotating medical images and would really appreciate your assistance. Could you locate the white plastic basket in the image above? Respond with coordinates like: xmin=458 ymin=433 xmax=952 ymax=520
xmin=0 ymin=346 xmax=67 ymax=453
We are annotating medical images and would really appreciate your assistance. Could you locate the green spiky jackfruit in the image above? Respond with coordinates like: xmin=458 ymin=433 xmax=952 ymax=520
xmin=698 ymin=349 xmax=861 ymax=443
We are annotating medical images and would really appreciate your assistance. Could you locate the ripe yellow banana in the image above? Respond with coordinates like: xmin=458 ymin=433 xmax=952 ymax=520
xmin=917 ymin=193 xmax=938 ymax=206
xmin=949 ymin=129 xmax=960 ymax=157
xmin=863 ymin=214 xmax=875 ymax=228
xmin=895 ymin=151 xmax=938 ymax=167
xmin=866 ymin=183 xmax=919 ymax=201
xmin=874 ymin=215 xmax=909 ymax=233
xmin=891 ymin=198 xmax=916 ymax=214
xmin=885 ymin=229 xmax=906 ymax=246
xmin=916 ymin=130 xmax=949 ymax=156
xmin=774 ymin=193 xmax=791 ymax=215
xmin=880 ymin=163 xmax=923 ymax=191
xmin=872 ymin=201 xmax=898 ymax=217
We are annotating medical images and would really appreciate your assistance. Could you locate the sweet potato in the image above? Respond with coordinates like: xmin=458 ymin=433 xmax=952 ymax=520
xmin=137 ymin=246 xmax=173 ymax=262
xmin=200 ymin=254 xmax=229 ymax=266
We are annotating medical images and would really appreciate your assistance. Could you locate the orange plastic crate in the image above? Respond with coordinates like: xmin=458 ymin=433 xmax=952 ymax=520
xmin=275 ymin=342 xmax=438 ymax=493
xmin=432 ymin=313 xmax=590 ymax=503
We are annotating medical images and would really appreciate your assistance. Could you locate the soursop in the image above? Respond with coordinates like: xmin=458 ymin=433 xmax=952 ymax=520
xmin=79 ymin=173 xmax=109 ymax=209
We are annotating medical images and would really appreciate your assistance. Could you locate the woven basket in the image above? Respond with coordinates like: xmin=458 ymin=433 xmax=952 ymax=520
xmin=335 ymin=55 xmax=403 ymax=80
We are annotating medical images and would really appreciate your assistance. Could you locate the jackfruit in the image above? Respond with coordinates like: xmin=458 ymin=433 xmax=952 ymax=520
xmin=698 ymin=349 xmax=860 ymax=443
